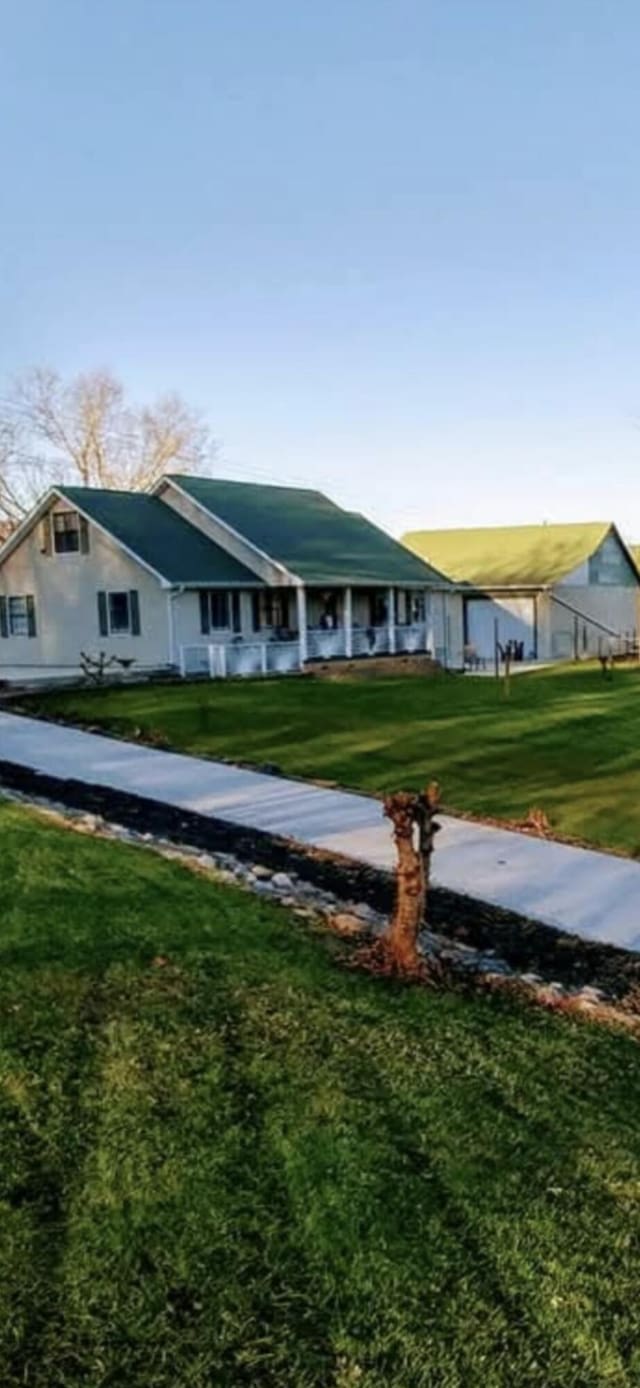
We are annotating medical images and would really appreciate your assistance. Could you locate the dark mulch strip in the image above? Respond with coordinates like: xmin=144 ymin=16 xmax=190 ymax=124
xmin=2 ymin=755 xmax=639 ymax=1000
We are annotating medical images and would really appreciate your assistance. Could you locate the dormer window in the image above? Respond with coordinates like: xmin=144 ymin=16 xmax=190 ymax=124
xmin=50 ymin=511 xmax=89 ymax=554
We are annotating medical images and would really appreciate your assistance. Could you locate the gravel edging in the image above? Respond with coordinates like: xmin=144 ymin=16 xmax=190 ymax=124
xmin=2 ymin=755 xmax=640 ymax=1000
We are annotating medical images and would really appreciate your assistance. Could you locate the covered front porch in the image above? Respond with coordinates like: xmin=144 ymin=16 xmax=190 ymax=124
xmin=177 ymin=584 xmax=438 ymax=678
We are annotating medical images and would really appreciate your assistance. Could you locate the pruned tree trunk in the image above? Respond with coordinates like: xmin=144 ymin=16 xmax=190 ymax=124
xmin=381 ymin=785 xmax=440 ymax=973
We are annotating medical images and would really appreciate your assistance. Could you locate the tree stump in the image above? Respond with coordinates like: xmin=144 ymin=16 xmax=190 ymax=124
xmin=380 ymin=783 xmax=440 ymax=974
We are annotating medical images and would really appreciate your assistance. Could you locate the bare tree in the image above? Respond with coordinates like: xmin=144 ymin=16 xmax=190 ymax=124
xmin=0 ymin=366 xmax=214 ymax=530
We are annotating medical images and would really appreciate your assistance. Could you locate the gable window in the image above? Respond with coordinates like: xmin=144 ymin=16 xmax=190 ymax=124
xmin=97 ymin=590 xmax=141 ymax=636
xmin=49 ymin=511 xmax=89 ymax=555
xmin=0 ymin=595 xmax=37 ymax=638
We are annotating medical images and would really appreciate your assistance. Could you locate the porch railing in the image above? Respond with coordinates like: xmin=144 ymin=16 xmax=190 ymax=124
xmin=179 ymin=640 xmax=302 ymax=679
xmin=179 ymin=624 xmax=429 ymax=679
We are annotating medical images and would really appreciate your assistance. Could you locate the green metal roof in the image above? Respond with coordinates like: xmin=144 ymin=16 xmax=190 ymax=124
xmin=58 ymin=487 xmax=263 ymax=586
xmin=167 ymin=476 xmax=446 ymax=585
xmin=402 ymin=522 xmax=626 ymax=588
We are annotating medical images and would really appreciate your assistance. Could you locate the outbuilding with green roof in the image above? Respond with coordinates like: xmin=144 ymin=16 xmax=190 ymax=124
xmin=402 ymin=521 xmax=640 ymax=664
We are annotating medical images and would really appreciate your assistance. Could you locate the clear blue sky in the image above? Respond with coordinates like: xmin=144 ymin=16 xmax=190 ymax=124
xmin=2 ymin=1 xmax=640 ymax=537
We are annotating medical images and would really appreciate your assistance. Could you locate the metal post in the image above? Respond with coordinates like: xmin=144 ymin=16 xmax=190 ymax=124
xmin=296 ymin=587 xmax=308 ymax=667
xmin=344 ymin=586 xmax=353 ymax=658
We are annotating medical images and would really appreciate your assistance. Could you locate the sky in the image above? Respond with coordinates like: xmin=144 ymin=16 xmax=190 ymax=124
xmin=2 ymin=0 xmax=640 ymax=538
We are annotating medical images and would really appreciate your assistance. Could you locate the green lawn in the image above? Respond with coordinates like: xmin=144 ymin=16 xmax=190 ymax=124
xmin=4 ymin=801 xmax=640 ymax=1386
xmin=30 ymin=662 xmax=640 ymax=854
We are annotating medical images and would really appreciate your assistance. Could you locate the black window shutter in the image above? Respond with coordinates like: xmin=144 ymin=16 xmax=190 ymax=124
xmin=129 ymin=590 xmax=141 ymax=636
xmin=231 ymin=592 xmax=242 ymax=633
xmin=79 ymin=515 xmax=90 ymax=554
xmin=251 ymin=592 xmax=261 ymax=631
xmin=199 ymin=590 xmax=210 ymax=635
xmin=26 ymin=596 xmax=36 ymax=637
xmin=40 ymin=518 xmax=52 ymax=555
xmin=0 ymin=596 xmax=8 ymax=638
xmin=97 ymin=591 xmax=108 ymax=636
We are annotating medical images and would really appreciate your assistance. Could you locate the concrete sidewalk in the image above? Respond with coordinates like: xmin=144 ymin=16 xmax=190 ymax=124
xmin=1 ymin=711 xmax=640 ymax=951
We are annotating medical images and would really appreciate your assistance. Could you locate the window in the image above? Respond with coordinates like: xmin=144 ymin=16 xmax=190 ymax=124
xmin=97 ymin=590 xmax=141 ymax=636
xmin=50 ymin=511 xmax=89 ymax=555
xmin=200 ymin=590 xmax=230 ymax=633
xmin=263 ymin=591 xmax=290 ymax=629
xmin=109 ymin=592 xmax=131 ymax=632
xmin=407 ymin=591 xmax=425 ymax=624
xmin=369 ymin=592 xmax=389 ymax=626
xmin=0 ymin=595 xmax=37 ymax=638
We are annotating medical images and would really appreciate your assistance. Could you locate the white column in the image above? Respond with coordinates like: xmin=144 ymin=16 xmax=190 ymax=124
xmin=424 ymin=589 xmax=430 ymax=652
xmin=296 ymin=586 xmax=308 ymax=666
xmin=387 ymin=587 xmax=396 ymax=653
xmin=344 ymin=586 xmax=353 ymax=658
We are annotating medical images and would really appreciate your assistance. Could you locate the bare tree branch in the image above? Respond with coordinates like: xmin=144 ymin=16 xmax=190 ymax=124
xmin=0 ymin=366 xmax=215 ymax=531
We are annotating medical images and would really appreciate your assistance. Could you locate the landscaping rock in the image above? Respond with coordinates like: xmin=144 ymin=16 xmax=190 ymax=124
xmin=271 ymin=872 xmax=294 ymax=892
xmin=250 ymin=864 xmax=273 ymax=881
xmin=328 ymin=913 xmax=366 ymax=937
xmin=350 ymin=902 xmax=379 ymax=923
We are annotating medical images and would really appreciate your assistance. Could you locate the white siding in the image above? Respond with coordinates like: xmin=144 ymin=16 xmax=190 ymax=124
xmin=550 ymin=586 xmax=640 ymax=656
xmin=465 ymin=596 xmax=537 ymax=661
xmin=0 ymin=503 xmax=171 ymax=669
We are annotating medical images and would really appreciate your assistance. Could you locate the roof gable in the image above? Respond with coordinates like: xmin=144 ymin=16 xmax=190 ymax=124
xmin=56 ymin=488 xmax=264 ymax=586
xmin=401 ymin=522 xmax=638 ymax=588
xmin=165 ymin=476 xmax=446 ymax=586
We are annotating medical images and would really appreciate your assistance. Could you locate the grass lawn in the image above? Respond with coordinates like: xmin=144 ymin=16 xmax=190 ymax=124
xmin=29 ymin=662 xmax=640 ymax=855
xmin=4 ymin=803 xmax=640 ymax=1385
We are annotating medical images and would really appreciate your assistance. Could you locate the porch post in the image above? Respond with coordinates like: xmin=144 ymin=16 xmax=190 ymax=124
xmin=424 ymin=589 xmax=430 ymax=652
xmin=296 ymin=586 xmax=308 ymax=667
xmin=387 ymin=586 xmax=396 ymax=654
xmin=344 ymin=586 xmax=353 ymax=658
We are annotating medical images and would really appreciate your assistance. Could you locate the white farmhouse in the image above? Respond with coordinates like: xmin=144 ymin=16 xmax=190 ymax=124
xmin=0 ymin=477 xmax=458 ymax=679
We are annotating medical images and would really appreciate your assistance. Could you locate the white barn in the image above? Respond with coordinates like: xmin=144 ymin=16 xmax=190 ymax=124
xmin=402 ymin=522 xmax=640 ymax=664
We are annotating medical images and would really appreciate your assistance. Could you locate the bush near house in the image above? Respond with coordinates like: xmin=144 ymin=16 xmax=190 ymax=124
xmin=3 ymin=801 xmax=640 ymax=1386
xmin=29 ymin=661 xmax=640 ymax=855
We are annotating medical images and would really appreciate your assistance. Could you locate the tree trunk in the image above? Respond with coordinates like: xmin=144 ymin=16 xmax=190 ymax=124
xmin=381 ymin=785 xmax=441 ymax=973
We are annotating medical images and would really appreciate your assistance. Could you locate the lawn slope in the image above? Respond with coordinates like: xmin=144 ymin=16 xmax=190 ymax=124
xmin=3 ymin=801 xmax=640 ymax=1385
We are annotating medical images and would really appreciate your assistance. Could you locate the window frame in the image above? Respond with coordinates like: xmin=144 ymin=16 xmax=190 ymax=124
xmin=52 ymin=511 xmax=81 ymax=554
xmin=4 ymin=594 xmax=36 ymax=638
xmin=108 ymin=591 xmax=132 ymax=634
xmin=96 ymin=589 xmax=141 ymax=638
